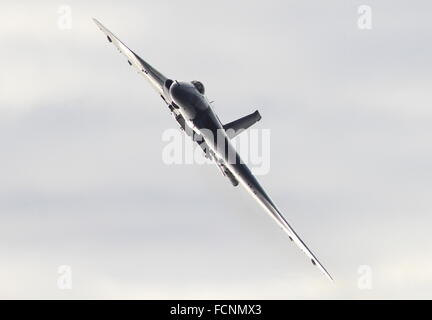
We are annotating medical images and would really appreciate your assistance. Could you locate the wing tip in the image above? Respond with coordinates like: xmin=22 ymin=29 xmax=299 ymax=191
xmin=325 ymin=271 xmax=335 ymax=283
xmin=92 ymin=17 xmax=101 ymax=26
xmin=92 ymin=18 xmax=107 ymax=33
xmin=312 ymin=259 xmax=334 ymax=282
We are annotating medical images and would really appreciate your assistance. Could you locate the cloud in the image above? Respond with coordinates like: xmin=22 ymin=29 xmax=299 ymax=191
xmin=1 ymin=0 xmax=432 ymax=299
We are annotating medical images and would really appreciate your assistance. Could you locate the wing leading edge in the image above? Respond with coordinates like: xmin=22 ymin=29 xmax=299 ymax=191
xmin=215 ymin=135 xmax=333 ymax=281
xmin=265 ymin=199 xmax=333 ymax=281
xmin=237 ymin=171 xmax=333 ymax=281
xmin=93 ymin=18 xmax=168 ymax=96
xmin=205 ymin=126 xmax=333 ymax=281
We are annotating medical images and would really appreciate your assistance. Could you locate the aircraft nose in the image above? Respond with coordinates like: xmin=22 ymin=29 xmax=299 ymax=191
xmin=169 ymin=81 xmax=198 ymax=119
xmin=169 ymin=82 xmax=187 ymax=106
xmin=169 ymin=81 xmax=179 ymax=96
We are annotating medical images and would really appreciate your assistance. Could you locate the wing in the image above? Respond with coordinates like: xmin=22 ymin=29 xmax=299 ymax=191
xmin=196 ymin=109 xmax=333 ymax=281
xmin=218 ymin=137 xmax=333 ymax=280
xmin=239 ymin=168 xmax=333 ymax=281
xmin=93 ymin=18 xmax=168 ymax=96
xmin=243 ymin=174 xmax=333 ymax=280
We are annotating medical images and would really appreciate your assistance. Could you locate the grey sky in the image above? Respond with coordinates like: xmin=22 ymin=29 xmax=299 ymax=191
xmin=1 ymin=0 xmax=432 ymax=298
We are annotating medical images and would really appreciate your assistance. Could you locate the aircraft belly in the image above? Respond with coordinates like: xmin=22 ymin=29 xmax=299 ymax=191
xmin=193 ymin=108 xmax=274 ymax=205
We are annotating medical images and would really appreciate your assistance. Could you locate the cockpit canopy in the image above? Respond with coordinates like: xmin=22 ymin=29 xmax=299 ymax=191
xmin=191 ymin=80 xmax=205 ymax=95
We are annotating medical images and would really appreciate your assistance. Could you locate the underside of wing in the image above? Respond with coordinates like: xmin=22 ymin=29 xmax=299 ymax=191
xmin=93 ymin=18 xmax=168 ymax=95
xmin=270 ymin=204 xmax=333 ymax=281
xmin=232 ymin=163 xmax=333 ymax=281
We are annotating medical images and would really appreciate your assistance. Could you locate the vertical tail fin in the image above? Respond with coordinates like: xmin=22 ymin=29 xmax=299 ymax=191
xmin=223 ymin=110 xmax=262 ymax=139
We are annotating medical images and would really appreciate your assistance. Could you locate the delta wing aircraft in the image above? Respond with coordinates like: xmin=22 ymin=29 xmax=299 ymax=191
xmin=93 ymin=19 xmax=332 ymax=281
